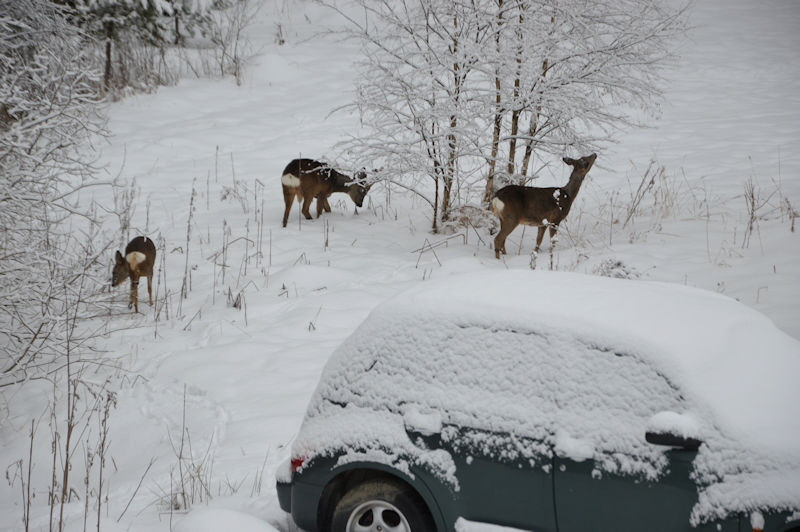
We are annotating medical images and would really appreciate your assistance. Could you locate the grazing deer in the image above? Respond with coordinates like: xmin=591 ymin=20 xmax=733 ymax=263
xmin=491 ymin=153 xmax=597 ymax=259
xmin=111 ymin=236 xmax=156 ymax=313
xmin=281 ymin=158 xmax=370 ymax=227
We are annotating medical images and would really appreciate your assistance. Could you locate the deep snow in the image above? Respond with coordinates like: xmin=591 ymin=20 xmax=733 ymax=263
xmin=0 ymin=0 xmax=798 ymax=530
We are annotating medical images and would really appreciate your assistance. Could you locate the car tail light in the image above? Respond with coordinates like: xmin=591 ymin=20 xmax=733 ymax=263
xmin=290 ymin=457 xmax=305 ymax=474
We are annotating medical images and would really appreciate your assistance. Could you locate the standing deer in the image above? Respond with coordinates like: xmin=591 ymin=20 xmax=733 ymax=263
xmin=281 ymin=158 xmax=371 ymax=227
xmin=491 ymin=153 xmax=597 ymax=259
xmin=111 ymin=236 xmax=156 ymax=313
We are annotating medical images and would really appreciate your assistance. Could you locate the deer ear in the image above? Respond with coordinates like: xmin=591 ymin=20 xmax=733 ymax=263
xmin=115 ymin=250 xmax=124 ymax=264
xmin=563 ymin=157 xmax=575 ymax=166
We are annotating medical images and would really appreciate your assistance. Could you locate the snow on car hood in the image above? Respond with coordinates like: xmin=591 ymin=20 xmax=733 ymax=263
xmin=294 ymin=270 xmax=800 ymax=522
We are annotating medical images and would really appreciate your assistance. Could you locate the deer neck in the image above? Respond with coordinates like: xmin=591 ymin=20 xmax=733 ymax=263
xmin=562 ymin=172 xmax=586 ymax=202
xmin=329 ymin=172 xmax=354 ymax=193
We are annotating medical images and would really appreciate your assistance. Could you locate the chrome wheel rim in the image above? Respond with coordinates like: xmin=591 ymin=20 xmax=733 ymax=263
xmin=346 ymin=500 xmax=412 ymax=532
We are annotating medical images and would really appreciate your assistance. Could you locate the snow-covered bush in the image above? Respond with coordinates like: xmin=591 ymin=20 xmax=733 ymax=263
xmin=1 ymin=3 xmax=123 ymax=528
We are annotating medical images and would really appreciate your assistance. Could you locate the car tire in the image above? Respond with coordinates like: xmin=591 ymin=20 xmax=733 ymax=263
xmin=330 ymin=477 xmax=435 ymax=532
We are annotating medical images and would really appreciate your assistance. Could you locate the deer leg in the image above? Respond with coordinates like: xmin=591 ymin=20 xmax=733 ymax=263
xmin=548 ymin=224 xmax=558 ymax=250
xmin=130 ymin=278 xmax=139 ymax=313
xmin=494 ymin=219 xmax=516 ymax=259
xmin=493 ymin=232 xmax=506 ymax=259
xmin=321 ymin=195 xmax=332 ymax=213
xmin=301 ymin=194 xmax=314 ymax=220
xmin=315 ymin=194 xmax=326 ymax=218
xmin=534 ymin=226 xmax=547 ymax=252
xmin=147 ymin=274 xmax=153 ymax=306
xmin=282 ymin=186 xmax=295 ymax=227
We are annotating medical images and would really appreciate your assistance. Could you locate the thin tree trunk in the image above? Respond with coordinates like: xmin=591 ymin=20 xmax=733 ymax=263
xmin=430 ymin=115 xmax=441 ymax=232
xmin=432 ymin=167 xmax=440 ymax=233
xmin=174 ymin=10 xmax=181 ymax=45
xmin=442 ymin=126 xmax=456 ymax=220
xmin=484 ymin=0 xmax=504 ymax=205
xmin=521 ymin=9 xmax=555 ymax=178
xmin=506 ymin=11 xmax=524 ymax=176
xmin=442 ymin=14 xmax=462 ymax=222
xmin=484 ymin=83 xmax=502 ymax=205
xmin=520 ymin=58 xmax=547 ymax=178
xmin=103 ymin=39 xmax=112 ymax=92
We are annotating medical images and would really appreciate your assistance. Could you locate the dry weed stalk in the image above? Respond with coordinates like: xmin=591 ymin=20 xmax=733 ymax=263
xmin=742 ymin=177 xmax=776 ymax=249
xmin=180 ymin=181 xmax=198 ymax=310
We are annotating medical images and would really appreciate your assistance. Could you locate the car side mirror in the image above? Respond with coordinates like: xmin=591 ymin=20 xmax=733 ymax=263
xmin=646 ymin=411 xmax=704 ymax=451
xmin=645 ymin=431 xmax=702 ymax=451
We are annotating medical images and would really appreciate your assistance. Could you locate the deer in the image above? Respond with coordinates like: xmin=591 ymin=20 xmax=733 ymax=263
xmin=281 ymin=158 xmax=371 ymax=227
xmin=111 ymin=236 xmax=156 ymax=313
xmin=491 ymin=153 xmax=597 ymax=259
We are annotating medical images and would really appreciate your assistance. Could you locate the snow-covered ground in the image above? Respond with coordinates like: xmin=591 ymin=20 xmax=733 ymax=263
xmin=1 ymin=0 xmax=798 ymax=530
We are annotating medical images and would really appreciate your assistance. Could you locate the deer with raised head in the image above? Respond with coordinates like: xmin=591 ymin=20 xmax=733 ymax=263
xmin=111 ymin=236 xmax=156 ymax=313
xmin=281 ymin=158 xmax=371 ymax=227
xmin=491 ymin=153 xmax=597 ymax=259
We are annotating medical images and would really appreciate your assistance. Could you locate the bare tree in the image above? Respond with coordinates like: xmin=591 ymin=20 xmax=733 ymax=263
xmin=481 ymin=0 xmax=688 ymax=200
xmin=327 ymin=0 xmax=489 ymax=231
xmin=325 ymin=0 xmax=687 ymax=230
xmin=0 ymin=0 xmax=111 ymax=391
xmin=206 ymin=0 xmax=264 ymax=85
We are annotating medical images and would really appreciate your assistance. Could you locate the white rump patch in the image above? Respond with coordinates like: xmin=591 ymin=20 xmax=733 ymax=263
xmin=281 ymin=173 xmax=301 ymax=187
xmin=126 ymin=251 xmax=147 ymax=268
xmin=491 ymin=197 xmax=505 ymax=213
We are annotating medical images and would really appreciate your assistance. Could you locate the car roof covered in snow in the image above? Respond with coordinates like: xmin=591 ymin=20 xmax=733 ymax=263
xmin=332 ymin=270 xmax=800 ymax=449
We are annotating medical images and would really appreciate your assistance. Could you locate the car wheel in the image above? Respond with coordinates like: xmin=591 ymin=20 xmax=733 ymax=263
xmin=330 ymin=477 xmax=435 ymax=532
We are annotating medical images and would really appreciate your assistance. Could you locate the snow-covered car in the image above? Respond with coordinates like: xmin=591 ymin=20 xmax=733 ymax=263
xmin=276 ymin=270 xmax=800 ymax=532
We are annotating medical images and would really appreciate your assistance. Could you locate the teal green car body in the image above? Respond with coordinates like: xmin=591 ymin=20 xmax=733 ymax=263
xmin=276 ymin=271 xmax=800 ymax=532
xmin=277 ymin=434 xmax=800 ymax=532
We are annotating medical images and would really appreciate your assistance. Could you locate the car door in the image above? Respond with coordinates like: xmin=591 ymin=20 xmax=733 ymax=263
xmin=537 ymin=336 xmax=741 ymax=532
xmin=543 ymin=344 xmax=740 ymax=532
xmin=433 ymin=426 xmax=557 ymax=532
xmin=553 ymin=448 xmax=737 ymax=532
